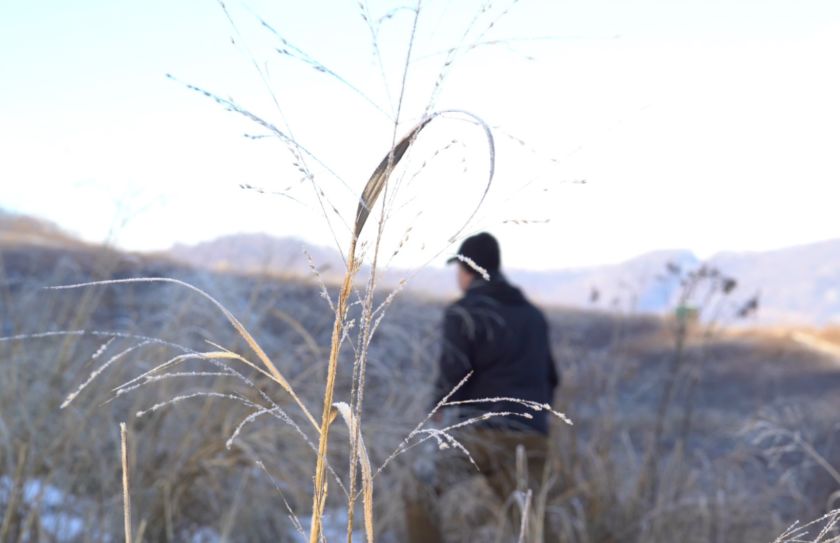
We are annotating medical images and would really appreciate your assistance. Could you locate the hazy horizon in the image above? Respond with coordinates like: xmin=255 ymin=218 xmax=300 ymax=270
xmin=3 ymin=1 xmax=840 ymax=270
xmin=7 ymin=206 xmax=840 ymax=277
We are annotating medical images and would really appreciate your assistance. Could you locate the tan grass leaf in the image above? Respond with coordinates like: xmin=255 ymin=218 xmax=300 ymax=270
xmin=331 ymin=402 xmax=374 ymax=543
xmin=354 ymin=118 xmax=432 ymax=238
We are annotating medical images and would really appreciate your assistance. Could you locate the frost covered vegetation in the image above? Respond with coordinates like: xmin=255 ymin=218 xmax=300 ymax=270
xmin=1 ymin=232 xmax=839 ymax=542
xmin=3 ymin=0 xmax=840 ymax=541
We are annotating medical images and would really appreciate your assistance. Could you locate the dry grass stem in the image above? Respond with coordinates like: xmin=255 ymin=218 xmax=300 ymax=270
xmin=48 ymin=277 xmax=320 ymax=430
xmin=120 ymin=422 xmax=132 ymax=543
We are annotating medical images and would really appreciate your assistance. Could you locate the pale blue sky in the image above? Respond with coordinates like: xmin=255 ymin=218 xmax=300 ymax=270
xmin=3 ymin=0 xmax=840 ymax=269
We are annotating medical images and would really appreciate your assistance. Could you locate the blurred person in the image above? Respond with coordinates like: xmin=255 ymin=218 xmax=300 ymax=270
xmin=405 ymin=232 xmax=560 ymax=542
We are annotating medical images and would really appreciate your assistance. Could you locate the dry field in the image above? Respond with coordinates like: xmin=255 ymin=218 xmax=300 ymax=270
xmin=1 ymin=236 xmax=839 ymax=542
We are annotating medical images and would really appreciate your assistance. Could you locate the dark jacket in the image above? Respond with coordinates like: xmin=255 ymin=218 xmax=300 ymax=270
xmin=433 ymin=275 xmax=559 ymax=434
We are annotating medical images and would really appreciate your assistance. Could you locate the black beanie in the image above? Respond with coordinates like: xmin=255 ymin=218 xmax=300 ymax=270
xmin=447 ymin=232 xmax=501 ymax=276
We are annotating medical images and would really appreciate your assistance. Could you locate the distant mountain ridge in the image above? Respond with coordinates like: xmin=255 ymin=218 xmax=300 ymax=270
xmin=169 ymin=233 xmax=345 ymax=278
xmin=2 ymin=210 xmax=837 ymax=326
xmin=707 ymin=239 xmax=840 ymax=324
xmin=165 ymin=232 xmax=840 ymax=326
xmin=0 ymin=209 xmax=87 ymax=248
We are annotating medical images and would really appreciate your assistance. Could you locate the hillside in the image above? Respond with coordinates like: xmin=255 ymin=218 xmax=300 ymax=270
xmin=711 ymin=240 xmax=840 ymax=324
xmin=3 ymin=212 xmax=840 ymax=541
xmin=6 ymin=211 xmax=839 ymax=327
xmin=168 ymin=233 xmax=346 ymax=279
xmin=0 ymin=209 xmax=88 ymax=248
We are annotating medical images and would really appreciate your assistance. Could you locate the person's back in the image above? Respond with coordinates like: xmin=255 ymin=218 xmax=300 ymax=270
xmin=405 ymin=232 xmax=560 ymax=543
xmin=435 ymin=274 xmax=558 ymax=433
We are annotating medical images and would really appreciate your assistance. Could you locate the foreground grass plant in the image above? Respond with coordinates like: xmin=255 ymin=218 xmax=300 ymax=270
xmin=36 ymin=3 xmax=558 ymax=540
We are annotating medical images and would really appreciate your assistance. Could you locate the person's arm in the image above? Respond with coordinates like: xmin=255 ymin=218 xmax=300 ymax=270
xmin=546 ymin=317 xmax=560 ymax=392
xmin=548 ymin=345 xmax=560 ymax=391
xmin=432 ymin=306 xmax=474 ymax=408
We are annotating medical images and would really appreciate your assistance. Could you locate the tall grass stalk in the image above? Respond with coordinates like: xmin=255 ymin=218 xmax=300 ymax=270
xmin=310 ymin=113 xmax=430 ymax=543
xmin=121 ymin=422 xmax=132 ymax=543
xmin=344 ymin=6 xmax=422 ymax=537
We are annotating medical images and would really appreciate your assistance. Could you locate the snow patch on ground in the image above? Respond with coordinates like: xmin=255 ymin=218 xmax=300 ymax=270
xmin=1 ymin=477 xmax=363 ymax=542
xmin=0 ymin=477 xmax=85 ymax=541
xmin=293 ymin=509 xmax=365 ymax=542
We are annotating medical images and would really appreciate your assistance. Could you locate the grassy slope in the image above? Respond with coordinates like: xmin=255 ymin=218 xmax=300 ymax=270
xmin=1 ymin=235 xmax=838 ymax=542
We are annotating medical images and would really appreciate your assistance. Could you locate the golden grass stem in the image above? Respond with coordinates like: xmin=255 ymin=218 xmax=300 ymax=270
xmin=308 ymin=115 xmax=424 ymax=543
xmin=310 ymin=238 xmax=358 ymax=543
xmin=121 ymin=422 xmax=132 ymax=543
xmin=332 ymin=402 xmax=374 ymax=543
